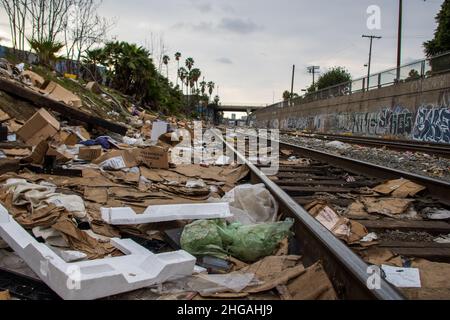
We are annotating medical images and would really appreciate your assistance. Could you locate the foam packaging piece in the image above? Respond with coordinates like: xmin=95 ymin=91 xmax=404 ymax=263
xmin=0 ymin=204 xmax=196 ymax=300
xmin=101 ymin=203 xmax=233 ymax=225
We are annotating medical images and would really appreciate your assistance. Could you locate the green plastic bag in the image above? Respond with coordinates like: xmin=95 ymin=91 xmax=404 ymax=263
xmin=180 ymin=219 xmax=294 ymax=263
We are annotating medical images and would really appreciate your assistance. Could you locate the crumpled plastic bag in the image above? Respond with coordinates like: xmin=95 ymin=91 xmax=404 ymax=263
xmin=215 ymin=184 xmax=278 ymax=225
xmin=181 ymin=219 xmax=294 ymax=263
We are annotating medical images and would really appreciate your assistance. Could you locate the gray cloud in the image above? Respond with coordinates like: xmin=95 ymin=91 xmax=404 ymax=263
xmin=218 ymin=17 xmax=262 ymax=34
xmin=221 ymin=4 xmax=236 ymax=14
xmin=194 ymin=3 xmax=212 ymax=13
xmin=216 ymin=57 xmax=233 ymax=64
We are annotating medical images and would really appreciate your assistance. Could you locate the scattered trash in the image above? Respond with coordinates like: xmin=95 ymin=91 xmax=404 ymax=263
xmin=180 ymin=219 xmax=294 ymax=263
xmin=423 ymin=208 xmax=450 ymax=220
xmin=219 ymin=184 xmax=278 ymax=225
xmin=306 ymin=201 xmax=368 ymax=244
xmin=381 ymin=265 xmax=422 ymax=288
xmin=325 ymin=141 xmax=351 ymax=150
xmin=372 ymin=179 xmax=426 ymax=198
xmin=360 ymin=232 xmax=378 ymax=243
xmin=434 ymin=234 xmax=450 ymax=244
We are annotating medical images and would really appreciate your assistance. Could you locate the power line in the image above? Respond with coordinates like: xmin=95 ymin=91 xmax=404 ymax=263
xmin=362 ymin=35 xmax=382 ymax=90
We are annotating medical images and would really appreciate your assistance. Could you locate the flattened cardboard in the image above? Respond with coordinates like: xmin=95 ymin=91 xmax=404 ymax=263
xmin=16 ymin=108 xmax=60 ymax=146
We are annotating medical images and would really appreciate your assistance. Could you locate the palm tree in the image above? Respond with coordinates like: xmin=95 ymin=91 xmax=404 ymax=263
xmin=28 ymin=38 xmax=64 ymax=67
xmin=83 ymin=48 xmax=105 ymax=80
xmin=178 ymin=67 xmax=187 ymax=92
xmin=190 ymin=68 xmax=201 ymax=93
xmin=185 ymin=57 xmax=194 ymax=71
xmin=207 ymin=81 xmax=215 ymax=101
xmin=175 ymin=52 xmax=181 ymax=85
xmin=162 ymin=55 xmax=170 ymax=79
xmin=200 ymin=79 xmax=207 ymax=95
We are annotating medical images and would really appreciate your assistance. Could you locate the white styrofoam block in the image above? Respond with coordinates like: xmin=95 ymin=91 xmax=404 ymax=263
xmin=101 ymin=203 xmax=233 ymax=225
xmin=0 ymin=204 xmax=196 ymax=300
xmin=60 ymin=250 xmax=88 ymax=263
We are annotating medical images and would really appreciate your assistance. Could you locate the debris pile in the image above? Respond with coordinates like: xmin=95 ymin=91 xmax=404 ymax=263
xmin=0 ymin=59 xmax=339 ymax=300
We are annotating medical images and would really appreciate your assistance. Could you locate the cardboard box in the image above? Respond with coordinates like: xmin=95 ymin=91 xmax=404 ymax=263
xmin=17 ymin=109 xmax=60 ymax=146
xmin=40 ymin=81 xmax=82 ymax=108
xmin=78 ymin=146 xmax=102 ymax=161
xmin=134 ymin=146 xmax=169 ymax=169
xmin=93 ymin=149 xmax=138 ymax=170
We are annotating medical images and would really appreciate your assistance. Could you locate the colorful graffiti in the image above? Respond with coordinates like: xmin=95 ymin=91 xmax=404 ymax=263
xmin=412 ymin=92 xmax=450 ymax=143
xmin=413 ymin=108 xmax=450 ymax=143
xmin=254 ymin=90 xmax=450 ymax=144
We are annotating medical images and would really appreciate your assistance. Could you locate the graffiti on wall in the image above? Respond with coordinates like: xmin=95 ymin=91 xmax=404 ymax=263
xmin=254 ymin=90 xmax=450 ymax=144
xmin=350 ymin=106 xmax=414 ymax=136
xmin=277 ymin=106 xmax=414 ymax=137
xmin=412 ymin=92 xmax=450 ymax=143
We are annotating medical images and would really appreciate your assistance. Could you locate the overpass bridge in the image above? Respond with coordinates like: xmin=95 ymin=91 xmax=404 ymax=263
xmin=215 ymin=103 xmax=269 ymax=113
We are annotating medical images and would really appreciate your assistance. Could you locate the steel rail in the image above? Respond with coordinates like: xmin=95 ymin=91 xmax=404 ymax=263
xmin=214 ymin=131 xmax=405 ymax=300
xmin=274 ymin=138 xmax=450 ymax=205
xmin=285 ymin=132 xmax=450 ymax=158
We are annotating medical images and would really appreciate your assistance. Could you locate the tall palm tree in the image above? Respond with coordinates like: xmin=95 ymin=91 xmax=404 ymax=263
xmin=200 ymin=78 xmax=207 ymax=95
xmin=162 ymin=55 xmax=170 ymax=79
xmin=185 ymin=57 xmax=194 ymax=71
xmin=190 ymin=68 xmax=201 ymax=93
xmin=178 ymin=67 xmax=187 ymax=92
xmin=184 ymin=58 xmax=195 ymax=96
xmin=174 ymin=52 xmax=181 ymax=86
xmin=207 ymin=81 xmax=215 ymax=101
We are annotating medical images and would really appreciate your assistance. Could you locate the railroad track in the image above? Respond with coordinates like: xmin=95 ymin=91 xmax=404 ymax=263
xmin=217 ymin=130 xmax=450 ymax=300
xmin=281 ymin=131 xmax=450 ymax=158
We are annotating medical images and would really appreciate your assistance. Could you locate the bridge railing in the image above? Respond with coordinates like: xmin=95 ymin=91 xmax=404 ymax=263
xmin=265 ymin=51 xmax=450 ymax=111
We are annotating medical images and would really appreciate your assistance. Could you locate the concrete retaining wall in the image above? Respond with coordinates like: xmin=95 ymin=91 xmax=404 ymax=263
xmin=252 ymin=73 xmax=450 ymax=144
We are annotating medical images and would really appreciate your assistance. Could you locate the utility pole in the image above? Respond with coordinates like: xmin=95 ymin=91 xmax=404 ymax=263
xmin=362 ymin=35 xmax=382 ymax=90
xmin=396 ymin=0 xmax=403 ymax=82
xmin=307 ymin=66 xmax=320 ymax=89
xmin=290 ymin=65 xmax=295 ymax=99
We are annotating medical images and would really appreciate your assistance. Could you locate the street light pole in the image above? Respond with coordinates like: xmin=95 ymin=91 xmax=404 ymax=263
xmin=397 ymin=0 xmax=403 ymax=81
xmin=363 ymin=35 xmax=382 ymax=90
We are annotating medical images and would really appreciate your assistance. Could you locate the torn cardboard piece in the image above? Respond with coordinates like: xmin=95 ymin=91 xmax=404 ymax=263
xmin=102 ymin=203 xmax=233 ymax=225
xmin=306 ymin=201 xmax=368 ymax=244
xmin=373 ymin=179 xmax=426 ymax=198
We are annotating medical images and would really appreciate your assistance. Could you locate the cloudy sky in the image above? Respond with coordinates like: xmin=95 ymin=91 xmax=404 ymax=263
xmin=0 ymin=0 xmax=444 ymax=105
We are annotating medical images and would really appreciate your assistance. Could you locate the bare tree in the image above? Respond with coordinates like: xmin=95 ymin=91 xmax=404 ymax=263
xmin=64 ymin=0 xmax=115 ymax=72
xmin=28 ymin=0 xmax=74 ymax=43
xmin=0 ymin=0 xmax=29 ymax=56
